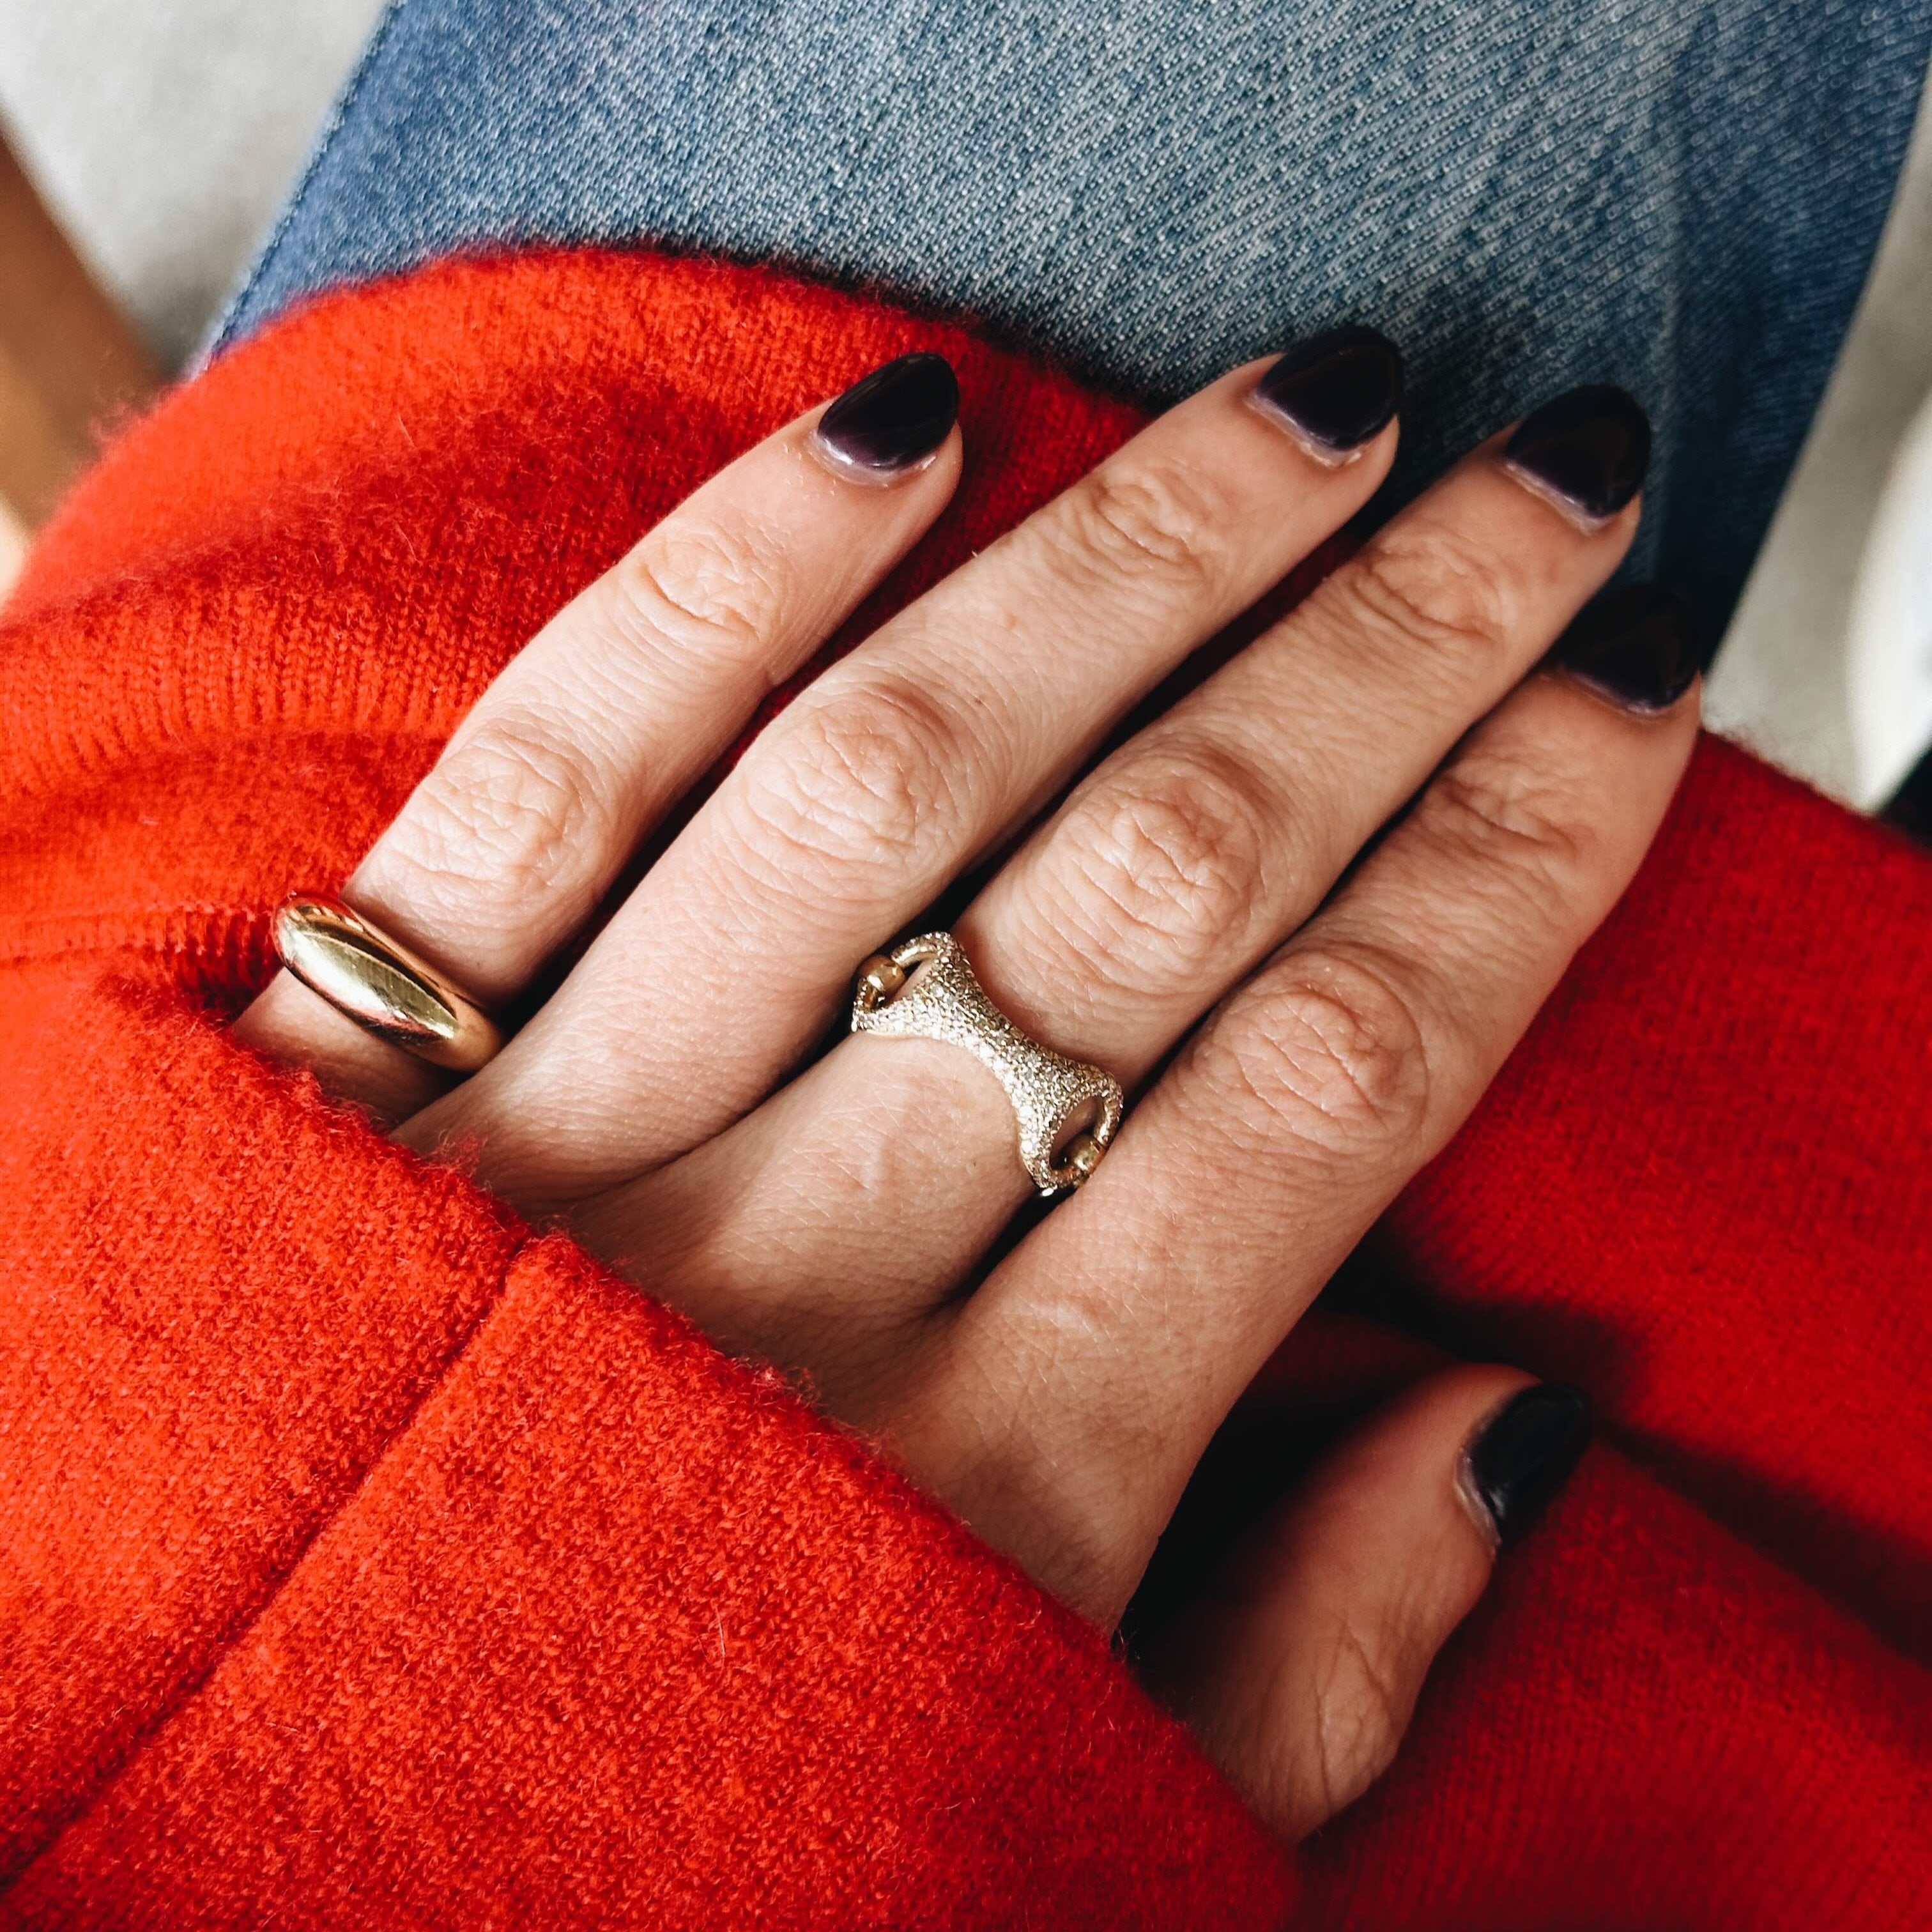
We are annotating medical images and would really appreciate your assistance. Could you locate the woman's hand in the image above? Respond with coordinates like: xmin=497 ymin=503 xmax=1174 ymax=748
xmin=234 ymin=337 xmax=1698 ymax=1839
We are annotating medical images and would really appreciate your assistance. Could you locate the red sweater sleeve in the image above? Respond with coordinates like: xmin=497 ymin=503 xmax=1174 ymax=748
xmin=0 ymin=249 xmax=1925 ymax=1928
xmin=0 ymin=968 xmax=1291 ymax=1927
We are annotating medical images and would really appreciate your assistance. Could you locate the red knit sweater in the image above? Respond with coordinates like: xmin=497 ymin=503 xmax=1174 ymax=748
xmin=0 ymin=250 xmax=1926 ymax=1929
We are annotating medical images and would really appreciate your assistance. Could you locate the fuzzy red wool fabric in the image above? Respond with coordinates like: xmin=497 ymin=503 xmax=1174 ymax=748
xmin=0 ymin=250 xmax=1926 ymax=1929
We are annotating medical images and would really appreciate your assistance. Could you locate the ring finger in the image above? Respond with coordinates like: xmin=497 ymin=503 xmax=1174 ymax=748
xmin=905 ymin=637 xmax=1699 ymax=1618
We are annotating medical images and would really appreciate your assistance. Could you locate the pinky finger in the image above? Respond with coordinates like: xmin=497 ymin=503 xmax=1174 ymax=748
xmin=1149 ymin=1368 xmax=1590 ymax=1841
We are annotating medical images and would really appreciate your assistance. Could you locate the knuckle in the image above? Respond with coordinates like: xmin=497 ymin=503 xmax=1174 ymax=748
xmin=1340 ymin=523 xmax=1520 ymax=671
xmin=602 ymin=514 xmax=786 ymax=670
xmin=1422 ymin=756 xmax=1598 ymax=928
xmin=735 ymin=678 xmax=970 ymax=894
xmin=395 ymin=712 xmax=610 ymax=915
xmin=1030 ymin=745 xmax=1272 ymax=1005
xmin=1206 ymin=944 xmax=1432 ymax=1156
xmin=1053 ymin=457 xmax=1231 ymax=597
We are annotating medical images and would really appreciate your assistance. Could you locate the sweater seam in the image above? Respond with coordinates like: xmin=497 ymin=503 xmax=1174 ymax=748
xmin=0 ymin=904 xmax=270 ymax=965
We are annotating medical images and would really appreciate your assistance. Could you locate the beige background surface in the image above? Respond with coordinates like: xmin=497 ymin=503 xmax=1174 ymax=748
xmin=0 ymin=0 xmax=385 ymax=367
xmin=1709 ymin=80 xmax=1932 ymax=806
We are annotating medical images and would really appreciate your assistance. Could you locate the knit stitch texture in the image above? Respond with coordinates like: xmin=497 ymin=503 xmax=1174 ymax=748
xmin=0 ymin=250 xmax=1926 ymax=1928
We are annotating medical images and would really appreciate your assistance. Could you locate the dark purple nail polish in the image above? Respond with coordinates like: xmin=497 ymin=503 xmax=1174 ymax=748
xmin=1462 ymin=1383 xmax=1591 ymax=1551
xmin=1503 ymin=384 xmax=1652 ymax=520
xmin=1549 ymin=584 xmax=1705 ymax=713
xmin=813 ymin=352 xmax=959 ymax=476
xmin=1251 ymin=325 xmax=1404 ymax=457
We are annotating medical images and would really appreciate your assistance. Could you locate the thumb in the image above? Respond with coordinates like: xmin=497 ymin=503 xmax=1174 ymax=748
xmin=1151 ymin=1367 xmax=1591 ymax=1841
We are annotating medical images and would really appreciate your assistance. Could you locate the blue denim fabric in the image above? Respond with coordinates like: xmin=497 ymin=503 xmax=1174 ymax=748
xmin=222 ymin=0 xmax=1932 ymax=634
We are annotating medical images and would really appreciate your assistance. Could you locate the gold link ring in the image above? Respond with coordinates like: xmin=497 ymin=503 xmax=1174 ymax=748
xmin=272 ymin=893 xmax=504 ymax=1073
xmin=850 ymin=931 xmax=1124 ymax=1194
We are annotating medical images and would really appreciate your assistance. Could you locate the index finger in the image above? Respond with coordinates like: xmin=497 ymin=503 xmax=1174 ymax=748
xmin=234 ymin=353 xmax=965 ymax=1117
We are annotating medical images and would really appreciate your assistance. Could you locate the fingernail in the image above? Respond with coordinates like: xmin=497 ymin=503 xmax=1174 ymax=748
xmin=813 ymin=351 xmax=960 ymax=478
xmin=1460 ymin=1383 xmax=1592 ymax=1551
xmin=1548 ymin=583 xmax=1705 ymax=713
xmin=1502 ymin=384 xmax=1651 ymax=522
xmin=1250 ymin=325 xmax=1404 ymax=461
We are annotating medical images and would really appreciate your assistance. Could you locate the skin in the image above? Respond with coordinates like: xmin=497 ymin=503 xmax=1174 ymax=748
xmin=235 ymin=355 xmax=1698 ymax=1841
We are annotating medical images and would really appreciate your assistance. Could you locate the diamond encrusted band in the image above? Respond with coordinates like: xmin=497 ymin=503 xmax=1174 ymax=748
xmin=850 ymin=931 xmax=1124 ymax=1194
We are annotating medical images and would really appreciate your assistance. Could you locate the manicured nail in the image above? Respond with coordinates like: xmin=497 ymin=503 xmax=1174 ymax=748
xmin=1502 ymin=384 xmax=1651 ymax=521
xmin=1548 ymin=583 xmax=1705 ymax=713
xmin=813 ymin=352 xmax=960 ymax=478
xmin=1459 ymin=1383 xmax=1592 ymax=1551
xmin=1250 ymin=325 xmax=1404 ymax=461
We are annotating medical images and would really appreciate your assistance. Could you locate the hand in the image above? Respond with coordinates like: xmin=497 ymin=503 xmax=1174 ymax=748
xmin=236 ymin=337 xmax=1698 ymax=1837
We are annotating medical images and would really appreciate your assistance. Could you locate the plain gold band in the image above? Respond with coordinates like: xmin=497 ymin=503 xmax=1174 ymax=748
xmin=851 ymin=931 xmax=1124 ymax=1194
xmin=272 ymin=894 xmax=504 ymax=1073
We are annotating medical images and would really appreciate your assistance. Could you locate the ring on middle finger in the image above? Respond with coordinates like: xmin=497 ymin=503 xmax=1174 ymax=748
xmin=850 ymin=932 xmax=1124 ymax=1195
